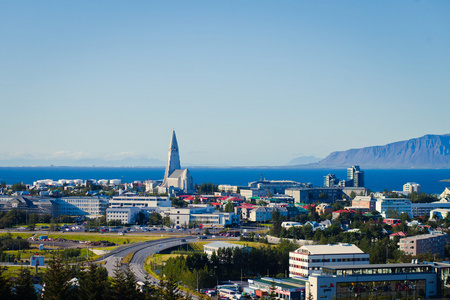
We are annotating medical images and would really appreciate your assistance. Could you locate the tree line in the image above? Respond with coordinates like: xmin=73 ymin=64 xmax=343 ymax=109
xmin=162 ymin=240 xmax=298 ymax=291
xmin=0 ymin=257 xmax=193 ymax=300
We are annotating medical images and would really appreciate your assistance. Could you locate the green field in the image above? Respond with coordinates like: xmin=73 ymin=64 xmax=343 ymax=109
xmin=35 ymin=232 xmax=173 ymax=244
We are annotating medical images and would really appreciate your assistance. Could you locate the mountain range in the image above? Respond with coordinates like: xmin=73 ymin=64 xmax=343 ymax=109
xmin=296 ymin=134 xmax=450 ymax=169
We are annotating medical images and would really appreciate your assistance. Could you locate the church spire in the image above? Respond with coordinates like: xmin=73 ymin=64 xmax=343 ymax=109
xmin=162 ymin=131 xmax=181 ymax=185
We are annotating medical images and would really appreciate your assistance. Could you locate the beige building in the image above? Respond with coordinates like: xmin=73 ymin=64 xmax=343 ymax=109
xmin=398 ymin=233 xmax=449 ymax=258
xmin=351 ymin=196 xmax=376 ymax=211
xmin=403 ymin=182 xmax=421 ymax=194
xmin=315 ymin=203 xmax=333 ymax=215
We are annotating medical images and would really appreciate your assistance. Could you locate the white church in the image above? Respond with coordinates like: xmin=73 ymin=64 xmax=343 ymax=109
xmin=158 ymin=131 xmax=194 ymax=194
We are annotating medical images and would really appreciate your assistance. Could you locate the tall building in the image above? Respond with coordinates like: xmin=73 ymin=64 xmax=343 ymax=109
xmin=324 ymin=174 xmax=339 ymax=187
xmin=162 ymin=131 xmax=181 ymax=186
xmin=403 ymin=182 xmax=421 ymax=194
xmin=347 ymin=165 xmax=364 ymax=187
xmin=159 ymin=131 xmax=194 ymax=194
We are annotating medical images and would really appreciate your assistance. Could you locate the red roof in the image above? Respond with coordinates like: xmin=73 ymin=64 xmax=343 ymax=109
xmin=218 ymin=196 xmax=243 ymax=202
xmin=333 ymin=209 xmax=356 ymax=214
xmin=302 ymin=204 xmax=316 ymax=209
xmin=390 ymin=231 xmax=407 ymax=237
xmin=211 ymin=202 xmax=222 ymax=206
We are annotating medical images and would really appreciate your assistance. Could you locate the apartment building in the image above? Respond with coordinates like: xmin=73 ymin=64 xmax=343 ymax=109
xmin=54 ymin=196 xmax=109 ymax=217
xmin=375 ymin=196 xmax=412 ymax=218
xmin=398 ymin=233 xmax=449 ymax=258
xmin=403 ymin=182 xmax=421 ymax=194
xmin=289 ymin=243 xmax=369 ymax=278
xmin=109 ymin=195 xmax=171 ymax=208
xmin=351 ymin=196 xmax=376 ymax=211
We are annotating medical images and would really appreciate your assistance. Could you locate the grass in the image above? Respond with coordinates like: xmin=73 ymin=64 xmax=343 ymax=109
xmin=1 ymin=266 xmax=45 ymax=279
xmin=38 ymin=232 xmax=170 ymax=245
xmin=190 ymin=240 xmax=273 ymax=251
xmin=0 ymin=232 xmax=35 ymax=239
xmin=122 ymin=251 xmax=135 ymax=264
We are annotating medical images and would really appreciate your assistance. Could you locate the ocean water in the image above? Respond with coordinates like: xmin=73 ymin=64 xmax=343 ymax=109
xmin=0 ymin=167 xmax=449 ymax=194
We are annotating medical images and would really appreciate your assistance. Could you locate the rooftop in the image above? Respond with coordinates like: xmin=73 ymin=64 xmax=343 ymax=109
xmin=203 ymin=241 xmax=245 ymax=250
xmin=295 ymin=243 xmax=365 ymax=255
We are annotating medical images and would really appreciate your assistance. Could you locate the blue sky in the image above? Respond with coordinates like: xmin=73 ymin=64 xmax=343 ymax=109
xmin=1 ymin=1 xmax=449 ymax=166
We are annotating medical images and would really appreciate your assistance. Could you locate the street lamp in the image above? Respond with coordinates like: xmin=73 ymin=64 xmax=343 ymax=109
xmin=214 ymin=266 xmax=218 ymax=288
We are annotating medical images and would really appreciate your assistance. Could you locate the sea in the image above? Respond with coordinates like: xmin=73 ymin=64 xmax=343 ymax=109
xmin=0 ymin=167 xmax=450 ymax=195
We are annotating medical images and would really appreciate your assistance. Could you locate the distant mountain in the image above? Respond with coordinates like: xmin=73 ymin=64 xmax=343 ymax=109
xmin=304 ymin=134 xmax=450 ymax=169
xmin=287 ymin=156 xmax=322 ymax=165
xmin=0 ymin=157 xmax=166 ymax=167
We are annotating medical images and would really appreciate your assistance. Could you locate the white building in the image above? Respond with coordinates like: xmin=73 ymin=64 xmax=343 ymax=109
xmin=440 ymin=187 xmax=450 ymax=199
xmin=240 ymin=189 xmax=269 ymax=199
xmin=158 ymin=131 xmax=194 ymax=194
xmin=281 ymin=221 xmax=303 ymax=229
xmin=54 ymin=196 xmax=109 ymax=217
xmin=163 ymin=205 xmax=240 ymax=228
xmin=430 ymin=208 xmax=450 ymax=219
xmin=248 ymin=178 xmax=307 ymax=194
xmin=403 ymin=182 xmax=421 ymax=194
xmin=109 ymin=195 xmax=171 ymax=208
xmin=144 ymin=180 xmax=161 ymax=192
xmin=289 ymin=244 xmax=369 ymax=278
xmin=106 ymin=207 xmax=141 ymax=224
xmin=203 ymin=241 xmax=245 ymax=258
xmin=249 ymin=206 xmax=277 ymax=222
xmin=411 ymin=199 xmax=450 ymax=217
xmin=375 ymin=196 xmax=412 ymax=218
xmin=218 ymin=185 xmax=242 ymax=193
xmin=306 ymin=263 xmax=437 ymax=300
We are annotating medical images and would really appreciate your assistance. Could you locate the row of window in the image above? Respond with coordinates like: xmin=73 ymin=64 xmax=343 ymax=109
xmin=290 ymin=257 xmax=368 ymax=263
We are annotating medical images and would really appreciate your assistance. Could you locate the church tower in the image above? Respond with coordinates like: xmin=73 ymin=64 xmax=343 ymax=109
xmin=162 ymin=130 xmax=181 ymax=186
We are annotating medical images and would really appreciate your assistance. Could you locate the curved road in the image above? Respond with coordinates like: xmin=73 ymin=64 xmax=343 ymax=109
xmin=98 ymin=236 xmax=198 ymax=282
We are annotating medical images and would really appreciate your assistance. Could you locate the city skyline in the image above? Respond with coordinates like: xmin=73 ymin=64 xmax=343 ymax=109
xmin=1 ymin=1 xmax=449 ymax=166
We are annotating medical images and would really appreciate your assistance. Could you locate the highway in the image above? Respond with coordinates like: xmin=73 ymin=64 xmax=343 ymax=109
xmin=98 ymin=236 xmax=198 ymax=282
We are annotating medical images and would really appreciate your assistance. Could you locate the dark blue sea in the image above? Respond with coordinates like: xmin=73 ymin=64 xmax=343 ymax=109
xmin=0 ymin=167 xmax=449 ymax=194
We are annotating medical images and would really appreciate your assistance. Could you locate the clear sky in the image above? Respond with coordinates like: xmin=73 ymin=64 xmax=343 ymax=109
xmin=1 ymin=1 xmax=449 ymax=166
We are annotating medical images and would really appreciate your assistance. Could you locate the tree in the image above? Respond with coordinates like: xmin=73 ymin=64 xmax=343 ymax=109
xmin=224 ymin=202 xmax=234 ymax=213
xmin=318 ymin=192 xmax=328 ymax=200
xmin=78 ymin=263 xmax=110 ymax=300
xmin=110 ymin=261 xmax=140 ymax=300
xmin=159 ymin=273 xmax=181 ymax=300
xmin=349 ymin=191 xmax=356 ymax=200
xmin=135 ymin=211 xmax=147 ymax=225
xmin=11 ymin=183 xmax=26 ymax=192
xmin=43 ymin=257 xmax=74 ymax=300
xmin=13 ymin=268 xmax=37 ymax=300
xmin=0 ymin=266 xmax=12 ymax=300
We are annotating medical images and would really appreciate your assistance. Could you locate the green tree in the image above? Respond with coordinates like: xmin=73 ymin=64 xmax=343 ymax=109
xmin=13 ymin=268 xmax=37 ymax=300
xmin=43 ymin=257 xmax=74 ymax=300
xmin=159 ymin=273 xmax=181 ymax=300
xmin=224 ymin=201 xmax=234 ymax=213
xmin=77 ymin=263 xmax=110 ymax=300
xmin=110 ymin=261 xmax=140 ymax=300
xmin=11 ymin=183 xmax=26 ymax=192
xmin=0 ymin=266 xmax=12 ymax=300
xmin=318 ymin=192 xmax=327 ymax=200
xmin=349 ymin=191 xmax=356 ymax=200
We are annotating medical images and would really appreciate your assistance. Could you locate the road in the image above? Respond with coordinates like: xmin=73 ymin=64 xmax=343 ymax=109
xmin=98 ymin=236 xmax=198 ymax=282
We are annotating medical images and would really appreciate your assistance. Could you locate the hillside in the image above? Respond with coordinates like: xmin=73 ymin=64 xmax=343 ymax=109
xmin=308 ymin=134 xmax=450 ymax=168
